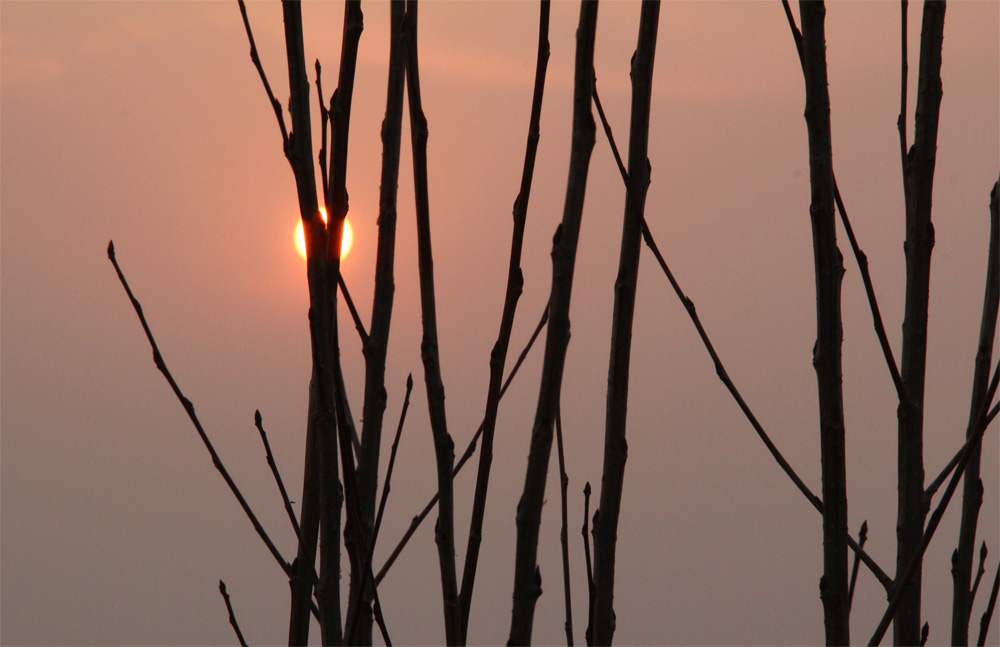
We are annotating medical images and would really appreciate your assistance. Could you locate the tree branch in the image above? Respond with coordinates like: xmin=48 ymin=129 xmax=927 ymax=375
xmin=403 ymin=2 xmax=461 ymax=642
xmin=219 ymin=580 xmax=249 ymax=647
xmin=508 ymin=3 xmax=598 ymax=643
xmin=460 ymin=1 xmax=551 ymax=634
xmin=375 ymin=305 xmax=549 ymax=588
xmin=108 ymin=241 xmax=293 ymax=582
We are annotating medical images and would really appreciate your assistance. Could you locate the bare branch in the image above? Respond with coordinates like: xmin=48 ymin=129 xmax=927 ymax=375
xmin=460 ymin=1 xmax=551 ymax=633
xmin=108 ymin=241 xmax=293 ymax=579
xmin=555 ymin=408 xmax=574 ymax=646
xmin=403 ymin=2 xmax=461 ymax=642
xmin=374 ymin=304 xmax=549 ymax=587
xmin=254 ymin=410 xmax=306 ymax=552
xmin=593 ymin=79 xmax=892 ymax=595
xmin=509 ymin=3 xmax=598 ymax=642
xmin=849 ymin=520 xmax=868 ymax=613
xmin=582 ymin=482 xmax=595 ymax=647
xmin=592 ymin=4 xmax=659 ymax=643
xmin=977 ymin=562 xmax=1000 ymax=647
xmin=219 ymin=580 xmax=249 ymax=647
xmin=953 ymin=178 xmax=1000 ymax=644
xmin=237 ymin=0 xmax=289 ymax=147
xmin=869 ymin=366 xmax=999 ymax=646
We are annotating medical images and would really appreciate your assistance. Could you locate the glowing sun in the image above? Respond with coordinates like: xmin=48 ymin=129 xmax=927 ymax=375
xmin=295 ymin=207 xmax=353 ymax=260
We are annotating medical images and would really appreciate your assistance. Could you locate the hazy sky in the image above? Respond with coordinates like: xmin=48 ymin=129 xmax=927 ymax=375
xmin=2 ymin=1 xmax=998 ymax=645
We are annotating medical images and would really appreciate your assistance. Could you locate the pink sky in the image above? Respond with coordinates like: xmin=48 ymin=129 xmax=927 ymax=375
xmin=2 ymin=1 xmax=998 ymax=645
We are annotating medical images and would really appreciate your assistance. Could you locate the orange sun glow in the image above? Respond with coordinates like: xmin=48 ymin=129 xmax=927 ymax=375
xmin=295 ymin=207 xmax=352 ymax=260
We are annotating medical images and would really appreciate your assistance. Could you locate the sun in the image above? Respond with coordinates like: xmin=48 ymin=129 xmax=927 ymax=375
xmin=295 ymin=207 xmax=353 ymax=260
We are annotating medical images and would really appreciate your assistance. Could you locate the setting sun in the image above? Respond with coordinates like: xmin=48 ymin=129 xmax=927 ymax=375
xmin=295 ymin=207 xmax=353 ymax=260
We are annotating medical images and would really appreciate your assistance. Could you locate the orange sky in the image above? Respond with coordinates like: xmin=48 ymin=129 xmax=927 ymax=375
xmin=2 ymin=2 xmax=998 ymax=645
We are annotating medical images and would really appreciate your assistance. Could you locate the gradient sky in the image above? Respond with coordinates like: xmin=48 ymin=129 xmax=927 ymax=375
xmin=2 ymin=1 xmax=998 ymax=645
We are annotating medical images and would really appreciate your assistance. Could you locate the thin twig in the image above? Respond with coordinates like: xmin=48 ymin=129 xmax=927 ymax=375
xmin=593 ymin=81 xmax=893 ymax=593
xmin=784 ymin=0 xmax=908 ymax=407
xmin=219 ymin=580 xmax=249 ymax=647
xmin=459 ymin=2 xmax=550 ymax=634
xmin=339 ymin=274 xmax=369 ymax=346
xmin=237 ymin=0 xmax=288 ymax=147
xmin=971 ymin=542 xmax=989 ymax=607
xmin=255 ymin=410 xmax=305 ymax=550
xmin=108 ymin=241 xmax=291 ymax=578
xmin=555 ymin=408 xmax=574 ymax=646
xmin=316 ymin=60 xmax=329 ymax=205
xmin=375 ymin=304 xmax=548 ymax=587
xmin=977 ymin=562 xmax=1000 ymax=647
xmin=582 ymin=482 xmax=595 ymax=647
xmin=347 ymin=374 xmax=413 ymax=645
xmin=868 ymin=366 xmax=999 ymax=645
xmin=849 ymin=520 xmax=868 ymax=612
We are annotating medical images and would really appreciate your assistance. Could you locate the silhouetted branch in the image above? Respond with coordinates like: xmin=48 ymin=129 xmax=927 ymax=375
xmin=784 ymin=0 xmax=908 ymax=406
xmin=338 ymin=275 xmax=369 ymax=347
xmin=375 ymin=304 xmax=549 ymax=587
xmin=555 ymin=408 xmax=574 ymax=646
xmin=799 ymin=4 xmax=851 ymax=641
xmin=593 ymin=78 xmax=892 ymax=595
xmin=347 ymin=374 xmax=413 ymax=646
xmin=255 ymin=410 xmax=305 ymax=551
xmin=509 ymin=3 xmax=598 ymax=642
xmin=109 ymin=241 xmax=292 ymax=581
xmin=582 ymin=482 xmax=595 ymax=647
xmin=971 ymin=542 xmax=989 ymax=608
xmin=893 ymin=3 xmax=946 ymax=641
xmin=237 ymin=0 xmax=288 ymax=148
xmin=460 ymin=2 xmax=550 ymax=634
xmin=953 ymin=178 xmax=1000 ymax=644
xmin=219 ymin=580 xmax=249 ymax=647
xmin=403 ymin=2 xmax=461 ymax=642
xmin=868 ymin=365 xmax=999 ymax=646
xmin=593 ymin=4 xmax=659 ymax=643
xmin=849 ymin=520 xmax=868 ymax=612
xmin=356 ymin=0 xmax=406 ymax=591
xmin=977 ymin=562 xmax=1000 ymax=647
xmin=897 ymin=0 xmax=910 ymax=209
xmin=316 ymin=60 xmax=329 ymax=204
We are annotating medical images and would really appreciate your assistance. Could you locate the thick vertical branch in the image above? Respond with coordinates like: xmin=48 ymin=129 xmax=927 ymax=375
xmin=508 ymin=3 xmax=598 ymax=644
xmin=555 ymin=409 xmax=574 ymax=647
xmin=895 ymin=4 xmax=945 ymax=644
xmin=350 ymin=2 xmax=404 ymax=639
xmin=404 ymin=2 xmax=461 ymax=644
xmin=591 ymin=4 xmax=658 ymax=645
xmin=270 ymin=2 xmax=341 ymax=644
xmin=952 ymin=179 xmax=999 ymax=644
xmin=357 ymin=0 xmax=405 ymax=580
xmin=799 ymin=2 xmax=849 ymax=644
xmin=315 ymin=4 xmax=369 ymax=644
xmin=460 ymin=0 xmax=551 ymax=635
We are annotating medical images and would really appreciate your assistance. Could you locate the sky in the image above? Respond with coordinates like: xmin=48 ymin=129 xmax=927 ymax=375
xmin=1 ymin=1 xmax=998 ymax=645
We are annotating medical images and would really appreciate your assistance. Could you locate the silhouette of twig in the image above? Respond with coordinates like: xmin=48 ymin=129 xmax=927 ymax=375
xmin=555 ymin=408 xmax=574 ymax=646
xmin=374 ymin=304 xmax=548 ymax=587
xmin=592 ymin=81 xmax=892 ymax=593
xmin=219 ymin=580 xmax=249 ymax=647
xmin=460 ymin=2 xmax=550 ymax=634
xmin=108 ymin=241 xmax=291 ymax=577
xmin=868 ymin=366 xmax=999 ymax=646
